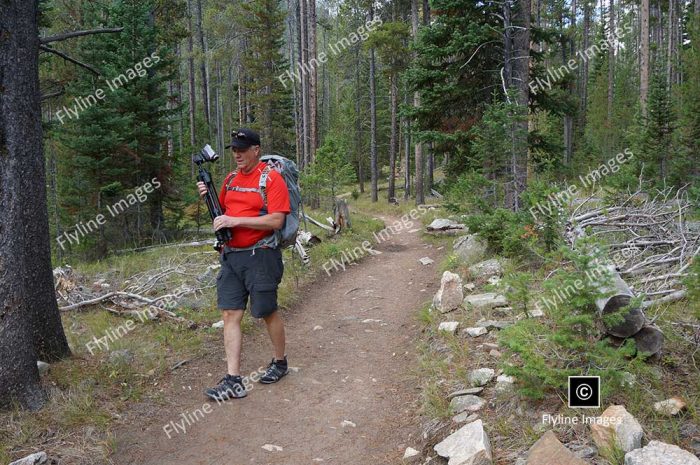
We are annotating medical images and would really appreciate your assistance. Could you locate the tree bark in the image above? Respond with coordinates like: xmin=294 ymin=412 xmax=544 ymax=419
xmin=388 ymin=74 xmax=398 ymax=202
xmin=308 ymin=0 xmax=318 ymax=163
xmin=607 ymin=0 xmax=614 ymax=122
xmin=1 ymin=0 xmax=71 ymax=410
xmin=369 ymin=7 xmax=378 ymax=203
xmin=196 ymin=0 xmax=210 ymax=138
xmin=509 ymin=0 xmax=530 ymax=211
xmin=299 ymin=0 xmax=310 ymax=169
xmin=186 ymin=0 xmax=197 ymax=172
xmin=641 ymin=0 xmax=650 ymax=116
xmin=412 ymin=0 xmax=424 ymax=205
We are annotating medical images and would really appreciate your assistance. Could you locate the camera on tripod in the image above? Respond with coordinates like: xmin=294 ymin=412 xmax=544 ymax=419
xmin=193 ymin=144 xmax=232 ymax=250
xmin=193 ymin=144 xmax=220 ymax=165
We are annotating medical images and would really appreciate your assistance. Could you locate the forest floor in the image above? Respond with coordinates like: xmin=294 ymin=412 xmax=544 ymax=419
xmin=112 ymin=213 xmax=445 ymax=465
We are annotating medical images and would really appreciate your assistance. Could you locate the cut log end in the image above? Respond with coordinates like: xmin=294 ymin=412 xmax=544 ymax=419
xmin=633 ymin=325 xmax=665 ymax=356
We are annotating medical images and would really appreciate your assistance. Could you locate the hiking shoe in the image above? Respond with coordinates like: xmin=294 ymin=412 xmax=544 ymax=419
xmin=205 ymin=374 xmax=247 ymax=401
xmin=259 ymin=357 xmax=288 ymax=384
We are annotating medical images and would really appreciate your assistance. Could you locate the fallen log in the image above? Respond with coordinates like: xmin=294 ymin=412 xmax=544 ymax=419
xmin=302 ymin=213 xmax=336 ymax=233
xmin=633 ymin=325 xmax=665 ymax=356
xmin=595 ymin=266 xmax=646 ymax=338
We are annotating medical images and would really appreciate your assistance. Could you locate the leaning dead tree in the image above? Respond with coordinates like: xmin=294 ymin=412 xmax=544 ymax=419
xmin=565 ymin=185 xmax=700 ymax=355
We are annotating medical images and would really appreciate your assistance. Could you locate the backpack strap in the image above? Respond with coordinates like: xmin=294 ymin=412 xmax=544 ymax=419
xmin=258 ymin=164 xmax=272 ymax=208
xmin=224 ymin=170 xmax=238 ymax=191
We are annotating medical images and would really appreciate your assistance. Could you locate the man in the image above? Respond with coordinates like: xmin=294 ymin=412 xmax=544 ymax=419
xmin=197 ymin=128 xmax=290 ymax=401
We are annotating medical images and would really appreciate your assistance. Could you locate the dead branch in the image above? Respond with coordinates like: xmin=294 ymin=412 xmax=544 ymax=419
xmin=39 ymin=45 xmax=101 ymax=75
xmin=40 ymin=27 xmax=125 ymax=44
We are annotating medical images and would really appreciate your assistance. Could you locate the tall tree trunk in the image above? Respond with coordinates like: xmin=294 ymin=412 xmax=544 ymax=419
xmin=641 ymin=0 xmax=650 ymax=116
xmin=412 ymin=0 xmax=424 ymax=205
xmin=308 ymin=0 xmax=318 ymax=163
xmin=196 ymin=0 xmax=210 ymax=138
xmin=581 ymin=0 xmax=591 ymax=125
xmin=176 ymin=44 xmax=185 ymax=154
xmin=1 ymin=0 xmax=71 ymax=411
xmin=299 ymin=0 xmax=310 ymax=169
xmin=508 ymin=0 xmax=530 ymax=210
xmin=607 ymin=0 xmax=614 ymax=122
xmin=187 ymin=0 xmax=197 ymax=174
xmin=388 ymin=74 xmax=398 ymax=202
xmin=403 ymin=90 xmax=411 ymax=200
xmin=369 ymin=7 xmax=378 ymax=203
xmin=354 ymin=46 xmax=364 ymax=193
xmin=288 ymin=0 xmax=302 ymax=165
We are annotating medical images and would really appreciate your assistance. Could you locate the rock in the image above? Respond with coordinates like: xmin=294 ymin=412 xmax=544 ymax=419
xmin=36 ymin=361 xmax=49 ymax=375
xmin=468 ymin=368 xmax=495 ymax=387
xmin=419 ymin=257 xmax=435 ymax=265
xmin=624 ymin=440 xmax=700 ymax=465
xmin=108 ymin=349 xmax=134 ymax=364
xmin=212 ymin=320 xmax=225 ymax=329
xmin=452 ymin=412 xmax=479 ymax=424
xmin=483 ymin=343 xmax=499 ymax=350
xmin=433 ymin=272 xmax=464 ymax=314
xmin=487 ymin=276 xmax=501 ymax=286
xmin=448 ymin=387 xmax=484 ymax=399
xmin=427 ymin=219 xmax=466 ymax=231
xmin=464 ymin=283 xmax=476 ymax=292
xmin=621 ymin=372 xmax=636 ymax=388
xmin=453 ymin=234 xmax=488 ymax=266
xmin=475 ymin=319 xmax=512 ymax=330
xmin=489 ymin=349 xmax=501 ymax=358
xmin=313 ymin=325 xmax=323 ymax=331
xmin=404 ymin=447 xmax=421 ymax=463
xmin=465 ymin=327 xmax=488 ymax=337
xmin=568 ymin=444 xmax=598 ymax=460
xmin=434 ymin=419 xmax=492 ymax=465
xmin=422 ymin=418 xmax=450 ymax=441
xmin=653 ymin=397 xmax=687 ymax=416
xmin=450 ymin=395 xmax=485 ymax=414
xmin=464 ymin=293 xmax=508 ymax=311
xmin=438 ymin=321 xmax=460 ymax=334
xmin=525 ymin=431 xmax=588 ymax=465
xmin=468 ymin=259 xmax=504 ymax=278
xmin=590 ymin=405 xmax=643 ymax=453
xmin=341 ymin=420 xmax=356 ymax=428
xmin=679 ymin=422 xmax=700 ymax=439
xmin=495 ymin=375 xmax=515 ymax=392
xmin=261 ymin=444 xmax=283 ymax=452
xmin=9 ymin=452 xmax=47 ymax=465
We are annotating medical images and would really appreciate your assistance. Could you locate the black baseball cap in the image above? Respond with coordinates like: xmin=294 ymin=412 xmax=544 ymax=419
xmin=226 ymin=128 xmax=261 ymax=149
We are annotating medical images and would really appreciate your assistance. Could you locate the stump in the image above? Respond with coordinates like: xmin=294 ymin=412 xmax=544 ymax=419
xmin=333 ymin=198 xmax=351 ymax=231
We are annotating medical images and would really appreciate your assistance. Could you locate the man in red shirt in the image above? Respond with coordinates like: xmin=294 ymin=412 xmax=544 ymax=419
xmin=197 ymin=128 xmax=290 ymax=401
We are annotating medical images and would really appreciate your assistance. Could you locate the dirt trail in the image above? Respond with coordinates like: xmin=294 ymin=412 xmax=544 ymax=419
xmin=115 ymin=217 xmax=443 ymax=465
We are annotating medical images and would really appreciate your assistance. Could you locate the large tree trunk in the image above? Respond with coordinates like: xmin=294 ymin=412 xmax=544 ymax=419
xmin=412 ymin=0 xmax=424 ymax=205
xmin=1 ymin=0 xmax=70 ymax=411
xmin=403 ymin=90 xmax=411 ymax=200
xmin=308 ymin=0 xmax=318 ymax=163
xmin=195 ymin=0 xmax=210 ymax=139
xmin=369 ymin=7 xmax=378 ymax=203
xmin=288 ymin=0 xmax=302 ymax=165
xmin=508 ymin=0 xmax=530 ymax=210
xmin=187 ymin=0 xmax=197 ymax=174
xmin=641 ymin=0 xmax=650 ymax=116
xmin=388 ymin=74 xmax=398 ymax=202
xmin=607 ymin=0 xmax=614 ymax=121
xmin=299 ymin=0 xmax=310 ymax=169
xmin=581 ymin=0 xmax=591 ymax=126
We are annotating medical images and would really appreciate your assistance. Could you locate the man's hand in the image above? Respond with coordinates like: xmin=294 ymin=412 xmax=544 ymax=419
xmin=196 ymin=181 xmax=207 ymax=198
xmin=213 ymin=215 xmax=239 ymax=231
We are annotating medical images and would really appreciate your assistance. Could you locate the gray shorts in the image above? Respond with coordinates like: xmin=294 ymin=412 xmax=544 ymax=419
xmin=216 ymin=247 xmax=284 ymax=318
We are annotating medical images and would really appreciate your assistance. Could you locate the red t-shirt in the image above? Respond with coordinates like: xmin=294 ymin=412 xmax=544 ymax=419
xmin=219 ymin=161 xmax=290 ymax=248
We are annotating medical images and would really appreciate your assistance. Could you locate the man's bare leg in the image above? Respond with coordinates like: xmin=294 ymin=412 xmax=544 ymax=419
xmin=222 ymin=310 xmax=244 ymax=375
xmin=262 ymin=311 xmax=286 ymax=360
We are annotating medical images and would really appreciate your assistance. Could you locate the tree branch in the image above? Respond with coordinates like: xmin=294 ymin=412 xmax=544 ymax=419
xmin=40 ymin=27 xmax=124 ymax=44
xmin=39 ymin=45 xmax=101 ymax=76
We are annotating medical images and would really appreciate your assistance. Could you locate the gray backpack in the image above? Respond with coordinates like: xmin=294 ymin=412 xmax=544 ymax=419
xmin=224 ymin=154 xmax=301 ymax=249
